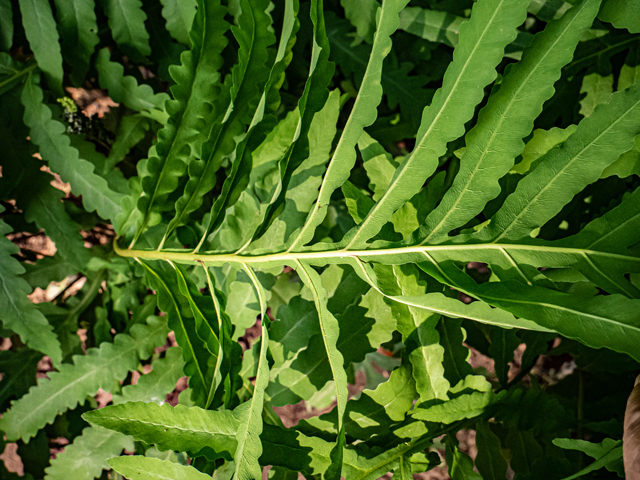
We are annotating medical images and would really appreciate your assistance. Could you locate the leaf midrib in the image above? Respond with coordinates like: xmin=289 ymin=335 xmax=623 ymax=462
xmin=116 ymin=241 xmax=640 ymax=266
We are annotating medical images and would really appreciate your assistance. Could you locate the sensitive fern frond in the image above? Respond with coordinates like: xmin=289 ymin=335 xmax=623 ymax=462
xmin=5 ymin=0 xmax=637 ymax=477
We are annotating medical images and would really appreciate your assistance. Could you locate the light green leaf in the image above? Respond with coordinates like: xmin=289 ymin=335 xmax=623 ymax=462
xmin=109 ymin=456 xmax=212 ymax=480
xmin=579 ymin=72 xmax=613 ymax=118
xmin=85 ymin=401 xmax=239 ymax=460
xmin=602 ymin=136 xmax=640 ymax=178
xmin=374 ymin=264 xmax=449 ymax=403
xmin=511 ymin=126 xmax=577 ymax=175
xmin=553 ymin=438 xmax=624 ymax=479
xmin=232 ymin=265 xmax=271 ymax=480
xmin=412 ymin=390 xmax=494 ymax=424
xmin=44 ymin=426 xmax=133 ymax=480
xmin=598 ymin=0 xmax=640 ymax=33
xmin=341 ymin=0 xmax=380 ymax=42
xmin=341 ymin=363 xmax=417 ymax=439
xmin=295 ymin=261 xmax=349 ymax=479
xmin=160 ymin=0 xmax=197 ymax=45
xmin=398 ymin=7 xmax=463 ymax=47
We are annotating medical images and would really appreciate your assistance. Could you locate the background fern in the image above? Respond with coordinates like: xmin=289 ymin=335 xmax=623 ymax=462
xmin=1 ymin=0 xmax=640 ymax=478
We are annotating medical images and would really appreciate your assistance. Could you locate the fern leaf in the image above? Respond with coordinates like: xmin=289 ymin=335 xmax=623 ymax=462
xmin=398 ymin=6 xmax=533 ymax=60
xmin=340 ymin=363 xmax=417 ymax=440
xmin=95 ymin=49 xmax=169 ymax=123
xmin=0 ymin=53 xmax=36 ymax=96
xmin=489 ymin=328 xmax=520 ymax=387
xmin=424 ymin=260 xmax=640 ymax=361
xmin=344 ymin=0 xmax=530 ymax=248
xmin=0 ymin=349 xmax=40 ymax=406
xmin=232 ymin=266 xmax=271 ymax=480
xmin=326 ymin=13 xmax=432 ymax=130
xmin=374 ymin=264 xmax=450 ymax=403
xmin=0 ymin=0 xmax=12 ymax=51
xmin=84 ymin=401 xmax=240 ymax=460
xmin=481 ymin=79 xmax=640 ymax=242
xmin=351 ymin=258 xmax=550 ymax=331
xmin=579 ymin=72 xmax=613 ymax=118
xmin=0 ymin=210 xmax=62 ymax=364
xmin=0 ymin=316 xmax=168 ymax=442
xmin=419 ymin=0 xmax=601 ymax=243
xmin=18 ymin=0 xmax=63 ymax=95
xmin=160 ymin=0 xmax=197 ymax=45
xmin=44 ymin=348 xmax=185 ymax=480
xmin=0 ymin=107 xmax=90 ymax=271
xmin=173 ymin=265 xmax=222 ymax=408
xmin=52 ymin=0 xmax=99 ymax=85
xmin=100 ymin=0 xmax=151 ymax=60
xmin=446 ymin=436 xmax=483 ymax=480
xmin=295 ymin=261 xmax=349 ymax=479
xmin=166 ymin=0 xmax=278 ymax=245
xmin=109 ymin=456 xmax=212 ymax=480
xmin=289 ymin=0 xmax=409 ymax=250
xmin=45 ymin=427 xmax=133 ymax=480
xmin=131 ymin=0 xmax=230 ymax=244
xmin=598 ymin=0 xmax=640 ymax=34
xmin=140 ymin=260 xmax=213 ymax=408
xmin=340 ymin=0 xmax=379 ymax=42
xmin=412 ymin=390 xmax=494 ymax=424
xmin=21 ymin=74 xmax=124 ymax=222
xmin=475 ymin=420 xmax=508 ymax=480
xmin=437 ymin=319 xmax=474 ymax=387
xmin=244 ymin=0 xmax=335 ymax=244
xmin=190 ymin=0 xmax=301 ymax=248
xmin=398 ymin=6 xmax=463 ymax=47
xmin=105 ymin=114 xmax=152 ymax=172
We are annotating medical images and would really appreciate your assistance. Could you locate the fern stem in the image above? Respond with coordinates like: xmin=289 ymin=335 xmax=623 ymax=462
xmin=114 ymin=237 xmax=640 ymax=266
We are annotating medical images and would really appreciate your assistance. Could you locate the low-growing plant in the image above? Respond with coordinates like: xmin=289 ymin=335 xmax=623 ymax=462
xmin=1 ymin=0 xmax=640 ymax=478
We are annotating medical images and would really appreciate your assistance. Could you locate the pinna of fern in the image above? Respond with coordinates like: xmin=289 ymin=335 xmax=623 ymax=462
xmin=1 ymin=0 xmax=640 ymax=478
